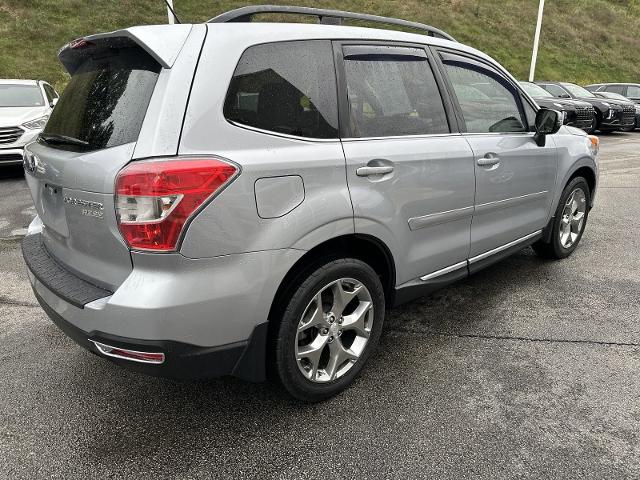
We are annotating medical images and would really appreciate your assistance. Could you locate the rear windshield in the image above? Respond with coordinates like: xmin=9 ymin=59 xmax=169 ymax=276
xmin=0 ymin=84 xmax=44 ymax=107
xmin=42 ymin=45 xmax=161 ymax=152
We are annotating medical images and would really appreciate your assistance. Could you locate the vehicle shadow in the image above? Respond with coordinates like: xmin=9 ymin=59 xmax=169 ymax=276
xmin=58 ymin=247 xmax=558 ymax=464
xmin=0 ymin=164 xmax=24 ymax=180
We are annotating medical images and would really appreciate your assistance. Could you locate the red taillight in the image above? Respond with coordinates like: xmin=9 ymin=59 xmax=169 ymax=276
xmin=115 ymin=158 xmax=238 ymax=251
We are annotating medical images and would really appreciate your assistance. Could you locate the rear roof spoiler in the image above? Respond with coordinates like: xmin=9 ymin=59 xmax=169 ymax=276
xmin=58 ymin=24 xmax=193 ymax=75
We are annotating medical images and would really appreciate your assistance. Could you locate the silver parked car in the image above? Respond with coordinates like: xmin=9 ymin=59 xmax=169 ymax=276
xmin=22 ymin=6 xmax=599 ymax=402
xmin=0 ymin=79 xmax=58 ymax=166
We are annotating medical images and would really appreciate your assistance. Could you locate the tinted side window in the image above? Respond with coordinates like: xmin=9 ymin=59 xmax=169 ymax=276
xmin=224 ymin=40 xmax=338 ymax=139
xmin=542 ymin=84 xmax=568 ymax=97
xmin=45 ymin=84 xmax=58 ymax=99
xmin=343 ymin=48 xmax=449 ymax=137
xmin=605 ymin=85 xmax=625 ymax=95
xmin=42 ymin=84 xmax=54 ymax=103
xmin=521 ymin=95 xmax=537 ymax=131
xmin=442 ymin=55 xmax=525 ymax=133
xmin=626 ymin=85 xmax=640 ymax=98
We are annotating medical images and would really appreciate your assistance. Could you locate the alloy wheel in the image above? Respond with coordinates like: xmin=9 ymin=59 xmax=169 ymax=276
xmin=559 ymin=187 xmax=587 ymax=249
xmin=295 ymin=278 xmax=374 ymax=383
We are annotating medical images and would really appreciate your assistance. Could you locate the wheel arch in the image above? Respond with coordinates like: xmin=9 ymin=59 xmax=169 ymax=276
xmin=269 ymin=234 xmax=396 ymax=321
xmin=264 ymin=234 xmax=396 ymax=370
xmin=568 ymin=165 xmax=596 ymax=203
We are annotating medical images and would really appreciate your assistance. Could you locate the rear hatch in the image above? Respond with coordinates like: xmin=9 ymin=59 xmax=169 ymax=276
xmin=24 ymin=37 xmax=163 ymax=290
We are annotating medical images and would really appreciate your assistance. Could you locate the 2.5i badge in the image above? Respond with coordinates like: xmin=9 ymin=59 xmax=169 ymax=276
xmin=63 ymin=196 xmax=104 ymax=219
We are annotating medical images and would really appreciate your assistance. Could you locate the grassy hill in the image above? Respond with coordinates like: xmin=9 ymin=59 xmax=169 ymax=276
xmin=1 ymin=0 xmax=639 ymax=91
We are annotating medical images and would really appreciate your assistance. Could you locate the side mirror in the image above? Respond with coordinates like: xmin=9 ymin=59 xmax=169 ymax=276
xmin=534 ymin=108 xmax=562 ymax=146
xmin=50 ymin=98 xmax=58 ymax=108
xmin=559 ymin=93 xmax=571 ymax=99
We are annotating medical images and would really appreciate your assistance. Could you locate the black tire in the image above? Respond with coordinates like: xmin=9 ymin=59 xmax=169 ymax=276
xmin=273 ymin=258 xmax=385 ymax=402
xmin=533 ymin=176 xmax=591 ymax=259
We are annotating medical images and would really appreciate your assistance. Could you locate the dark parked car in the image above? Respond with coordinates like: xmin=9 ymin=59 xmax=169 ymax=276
xmin=520 ymin=81 xmax=595 ymax=133
xmin=592 ymin=91 xmax=640 ymax=131
xmin=585 ymin=83 xmax=640 ymax=104
xmin=536 ymin=81 xmax=635 ymax=132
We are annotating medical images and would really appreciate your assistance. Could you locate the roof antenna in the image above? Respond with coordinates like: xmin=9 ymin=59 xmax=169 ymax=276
xmin=164 ymin=0 xmax=181 ymax=24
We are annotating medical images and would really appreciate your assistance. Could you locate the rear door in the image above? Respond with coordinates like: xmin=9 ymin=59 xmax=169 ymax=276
xmin=337 ymin=43 xmax=475 ymax=286
xmin=436 ymin=50 xmax=557 ymax=263
xmin=24 ymin=39 xmax=167 ymax=289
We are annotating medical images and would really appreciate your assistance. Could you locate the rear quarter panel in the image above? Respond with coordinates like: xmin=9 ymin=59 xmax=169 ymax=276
xmin=177 ymin=26 xmax=353 ymax=258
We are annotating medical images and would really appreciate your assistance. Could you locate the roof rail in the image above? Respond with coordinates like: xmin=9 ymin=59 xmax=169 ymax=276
xmin=207 ymin=5 xmax=456 ymax=42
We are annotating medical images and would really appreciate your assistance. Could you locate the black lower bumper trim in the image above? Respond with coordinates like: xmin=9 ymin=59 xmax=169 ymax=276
xmin=23 ymin=233 xmax=112 ymax=308
xmin=34 ymin=290 xmax=267 ymax=381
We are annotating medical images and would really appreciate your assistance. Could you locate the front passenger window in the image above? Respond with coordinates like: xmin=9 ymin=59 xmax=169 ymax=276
xmin=605 ymin=85 xmax=625 ymax=95
xmin=442 ymin=55 xmax=525 ymax=133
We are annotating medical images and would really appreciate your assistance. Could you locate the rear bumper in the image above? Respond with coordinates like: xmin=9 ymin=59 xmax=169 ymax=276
xmin=33 ymin=288 xmax=267 ymax=380
xmin=23 ymin=229 xmax=304 ymax=381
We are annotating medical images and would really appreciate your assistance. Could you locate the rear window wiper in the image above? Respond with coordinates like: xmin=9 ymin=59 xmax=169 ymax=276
xmin=40 ymin=133 xmax=89 ymax=147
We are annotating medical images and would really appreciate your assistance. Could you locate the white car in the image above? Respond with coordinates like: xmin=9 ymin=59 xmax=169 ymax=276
xmin=0 ymin=79 xmax=58 ymax=166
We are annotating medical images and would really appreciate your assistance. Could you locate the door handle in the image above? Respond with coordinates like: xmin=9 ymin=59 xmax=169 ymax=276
xmin=477 ymin=154 xmax=500 ymax=167
xmin=356 ymin=166 xmax=394 ymax=177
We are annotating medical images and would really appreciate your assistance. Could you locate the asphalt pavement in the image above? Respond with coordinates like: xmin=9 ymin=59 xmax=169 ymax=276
xmin=1 ymin=134 xmax=639 ymax=479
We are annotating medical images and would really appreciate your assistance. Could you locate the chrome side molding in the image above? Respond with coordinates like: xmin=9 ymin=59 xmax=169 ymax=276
xmin=420 ymin=230 xmax=543 ymax=281
xmin=420 ymin=261 xmax=467 ymax=282
xmin=468 ymin=230 xmax=542 ymax=264
xmin=474 ymin=191 xmax=548 ymax=216
xmin=408 ymin=206 xmax=474 ymax=231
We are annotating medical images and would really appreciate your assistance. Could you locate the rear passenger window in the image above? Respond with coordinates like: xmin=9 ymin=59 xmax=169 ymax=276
xmin=442 ymin=54 xmax=526 ymax=133
xmin=224 ymin=40 xmax=338 ymax=139
xmin=343 ymin=47 xmax=449 ymax=137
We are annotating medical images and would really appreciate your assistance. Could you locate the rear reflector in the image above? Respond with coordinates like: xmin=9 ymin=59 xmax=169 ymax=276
xmin=90 ymin=340 xmax=165 ymax=364
xmin=115 ymin=157 xmax=238 ymax=251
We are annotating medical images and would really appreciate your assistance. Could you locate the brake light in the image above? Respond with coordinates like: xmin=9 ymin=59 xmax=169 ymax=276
xmin=115 ymin=158 xmax=238 ymax=251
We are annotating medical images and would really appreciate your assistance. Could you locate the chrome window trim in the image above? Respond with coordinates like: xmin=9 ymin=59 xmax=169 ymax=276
xmin=229 ymin=120 xmax=464 ymax=142
xmin=469 ymin=230 xmax=542 ymax=264
xmin=461 ymin=132 xmax=536 ymax=138
xmin=341 ymin=132 xmax=462 ymax=142
xmin=226 ymin=120 xmax=341 ymax=143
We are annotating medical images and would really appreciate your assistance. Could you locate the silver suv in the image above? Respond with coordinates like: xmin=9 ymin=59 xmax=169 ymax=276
xmin=22 ymin=6 xmax=599 ymax=402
